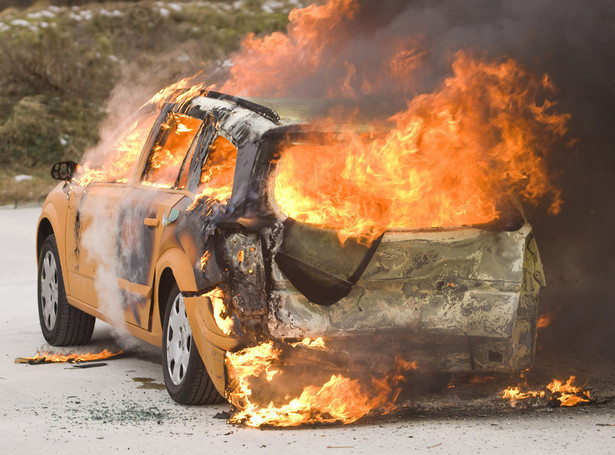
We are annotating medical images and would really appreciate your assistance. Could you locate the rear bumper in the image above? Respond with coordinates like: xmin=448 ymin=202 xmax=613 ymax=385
xmin=266 ymin=223 xmax=543 ymax=373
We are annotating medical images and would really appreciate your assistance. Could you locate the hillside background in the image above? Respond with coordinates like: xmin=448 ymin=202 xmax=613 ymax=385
xmin=0 ymin=0 xmax=302 ymax=206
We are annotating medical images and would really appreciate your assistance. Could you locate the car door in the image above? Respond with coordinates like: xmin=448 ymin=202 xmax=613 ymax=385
xmin=65 ymin=108 xmax=158 ymax=313
xmin=116 ymin=110 xmax=207 ymax=329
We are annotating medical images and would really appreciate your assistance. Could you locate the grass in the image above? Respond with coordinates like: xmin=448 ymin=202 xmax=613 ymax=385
xmin=0 ymin=0 xmax=303 ymax=205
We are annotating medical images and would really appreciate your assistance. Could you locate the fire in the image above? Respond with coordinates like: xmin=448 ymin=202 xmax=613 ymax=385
xmin=220 ymin=0 xmax=359 ymax=97
xmin=205 ymin=288 xmax=233 ymax=336
xmin=502 ymin=376 xmax=590 ymax=407
xmin=15 ymin=349 xmax=123 ymax=364
xmin=200 ymin=250 xmax=210 ymax=271
xmin=148 ymin=73 xmax=208 ymax=110
xmin=546 ymin=376 xmax=590 ymax=406
xmin=187 ymin=136 xmax=237 ymax=210
xmin=225 ymin=341 xmax=417 ymax=427
xmin=293 ymin=337 xmax=326 ymax=349
xmin=537 ymin=313 xmax=552 ymax=329
xmin=75 ymin=73 xmax=209 ymax=188
xmin=77 ymin=115 xmax=155 ymax=186
xmin=141 ymin=113 xmax=203 ymax=188
xmin=212 ymin=0 xmax=570 ymax=242
xmin=273 ymin=53 xmax=567 ymax=243
xmin=501 ymin=386 xmax=545 ymax=407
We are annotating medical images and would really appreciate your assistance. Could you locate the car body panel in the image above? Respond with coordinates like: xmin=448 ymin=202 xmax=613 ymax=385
xmin=268 ymin=224 xmax=534 ymax=339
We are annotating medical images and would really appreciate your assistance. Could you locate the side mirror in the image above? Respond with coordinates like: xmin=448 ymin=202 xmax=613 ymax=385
xmin=50 ymin=161 xmax=78 ymax=181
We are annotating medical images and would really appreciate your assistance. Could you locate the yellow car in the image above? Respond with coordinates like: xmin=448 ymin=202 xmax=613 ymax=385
xmin=37 ymin=91 xmax=544 ymax=405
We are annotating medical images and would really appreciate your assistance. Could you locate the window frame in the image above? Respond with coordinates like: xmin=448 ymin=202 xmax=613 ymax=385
xmin=138 ymin=111 xmax=206 ymax=190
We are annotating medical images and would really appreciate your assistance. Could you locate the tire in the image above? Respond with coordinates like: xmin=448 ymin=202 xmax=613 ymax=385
xmin=38 ymin=234 xmax=95 ymax=346
xmin=162 ymin=284 xmax=224 ymax=405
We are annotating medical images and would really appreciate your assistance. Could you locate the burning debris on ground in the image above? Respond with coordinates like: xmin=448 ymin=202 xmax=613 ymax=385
xmin=15 ymin=349 xmax=123 ymax=365
xmin=502 ymin=376 xmax=591 ymax=408
xmin=31 ymin=0 xmax=615 ymax=430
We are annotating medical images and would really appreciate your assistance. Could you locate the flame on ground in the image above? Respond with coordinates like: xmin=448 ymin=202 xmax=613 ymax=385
xmin=225 ymin=341 xmax=417 ymax=427
xmin=15 ymin=349 xmax=123 ymax=364
xmin=501 ymin=386 xmax=546 ymax=408
xmin=547 ymin=376 xmax=591 ymax=406
xmin=502 ymin=376 xmax=590 ymax=407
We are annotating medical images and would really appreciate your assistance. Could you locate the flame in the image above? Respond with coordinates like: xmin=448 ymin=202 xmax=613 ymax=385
xmin=200 ymin=251 xmax=210 ymax=271
xmin=273 ymin=53 xmax=567 ymax=243
xmin=141 ymin=113 xmax=203 ymax=188
xmin=213 ymin=0 xmax=570 ymax=242
xmin=292 ymin=337 xmax=327 ymax=349
xmin=502 ymin=376 xmax=590 ymax=407
xmin=188 ymin=136 xmax=237 ymax=210
xmin=77 ymin=115 xmax=156 ymax=186
xmin=537 ymin=313 xmax=552 ymax=329
xmin=220 ymin=0 xmax=358 ymax=97
xmin=205 ymin=288 xmax=233 ymax=336
xmin=546 ymin=376 xmax=590 ymax=406
xmin=148 ymin=73 xmax=208 ymax=110
xmin=501 ymin=386 xmax=545 ymax=407
xmin=76 ymin=73 xmax=209 ymax=188
xmin=225 ymin=341 xmax=417 ymax=427
xmin=16 ymin=349 xmax=123 ymax=364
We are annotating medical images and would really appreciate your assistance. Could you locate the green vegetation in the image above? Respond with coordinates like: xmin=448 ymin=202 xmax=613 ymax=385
xmin=0 ymin=0 xmax=300 ymax=206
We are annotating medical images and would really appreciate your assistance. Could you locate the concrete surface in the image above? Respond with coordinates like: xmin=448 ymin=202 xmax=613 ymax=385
xmin=0 ymin=207 xmax=613 ymax=454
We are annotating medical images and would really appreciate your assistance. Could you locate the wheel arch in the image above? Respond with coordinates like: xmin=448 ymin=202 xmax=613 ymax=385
xmin=37 ymin=197 xmax=68 ymax=275
xmin=154 ymin=247 xmax=198 ymax=335
xmin=37 ymin=217 xmax=54 ymax=262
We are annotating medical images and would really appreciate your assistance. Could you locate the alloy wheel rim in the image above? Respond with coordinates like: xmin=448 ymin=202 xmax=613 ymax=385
xmin=166 ymin=293 xmax=192 ymax=386
xmin=40 ymin=250 xmax=59 ymax=330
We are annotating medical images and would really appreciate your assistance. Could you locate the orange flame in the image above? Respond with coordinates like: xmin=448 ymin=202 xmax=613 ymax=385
xmin=221 ymin=0 xmax=358 ymax=97
xmin=502 ymin=376 xmax=590 ymax=407
xmin=546 ymin=376 xmax=590 ymax=406
xmin=188 ymin=136 xmax=237 ymax=210
xmin=148 ymin=73 xmax=208 ymax=110
xmin=16 ymin=349 xmax=123 ymax=364
xmin=141 ymin=113 xmax=203 ymax=188
xmin=226 ymin=341 xmax=417 ymax=427
xmin=273 ymin=53 xmax=567 ymax=243
xmin=205 ymin=288 xmax=233 ymax=336
xmin=292 ymin=337 xmax=327 ymax=349
xmin=537 ymin=313 xmax=552 ymax=329
xmin=200 ymin=251 xmax=210 ymax=271
xmin=501 ymin=386 xmax=545 ymax=407
xmin=77 ymin=115 xmax=156 ymax=186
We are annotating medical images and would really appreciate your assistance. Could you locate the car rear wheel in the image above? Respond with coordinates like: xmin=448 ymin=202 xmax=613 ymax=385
xmin=162 ymin=284 xmax=224 ymax=405
xmin=38 ymin=234 xmax=95 ymax=345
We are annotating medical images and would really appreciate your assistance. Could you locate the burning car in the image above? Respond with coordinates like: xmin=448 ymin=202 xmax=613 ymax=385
xmin=36 ymin=90 xmax=545 ymax=407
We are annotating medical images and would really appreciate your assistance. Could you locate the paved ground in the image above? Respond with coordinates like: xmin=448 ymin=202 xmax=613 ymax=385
xmin=0 ymin=207 xmax=613 ymax=454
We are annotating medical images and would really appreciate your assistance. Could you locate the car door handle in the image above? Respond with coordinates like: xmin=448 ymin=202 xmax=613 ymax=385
xmin=144 ymin=217 xmax=159 ymax=227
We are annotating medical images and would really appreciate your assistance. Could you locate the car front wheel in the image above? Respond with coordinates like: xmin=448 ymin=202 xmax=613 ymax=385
xmin=162 ymin=284 xmax=224 ymax=405
xmin=38 ymin=234 xmax=95 ymax=345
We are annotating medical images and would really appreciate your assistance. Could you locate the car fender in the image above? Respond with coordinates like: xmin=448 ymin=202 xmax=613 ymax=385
xmin=154 ymin=247 xmax=231 ymax=395
xmin=37 ymin=189 xmax=71 ymax=293
xmin=153 ymin=247 xmax=199 ymax=334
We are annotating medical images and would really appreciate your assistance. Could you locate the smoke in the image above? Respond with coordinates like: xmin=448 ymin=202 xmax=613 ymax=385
xmin=80 ymin=199 xmax=124 ymax=327
xmin=213 ymin=0 xmax=615 ymax=358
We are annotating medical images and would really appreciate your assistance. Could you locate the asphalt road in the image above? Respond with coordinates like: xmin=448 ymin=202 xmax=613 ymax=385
xmin=0 ymin=207 xmax=613 ymax=454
